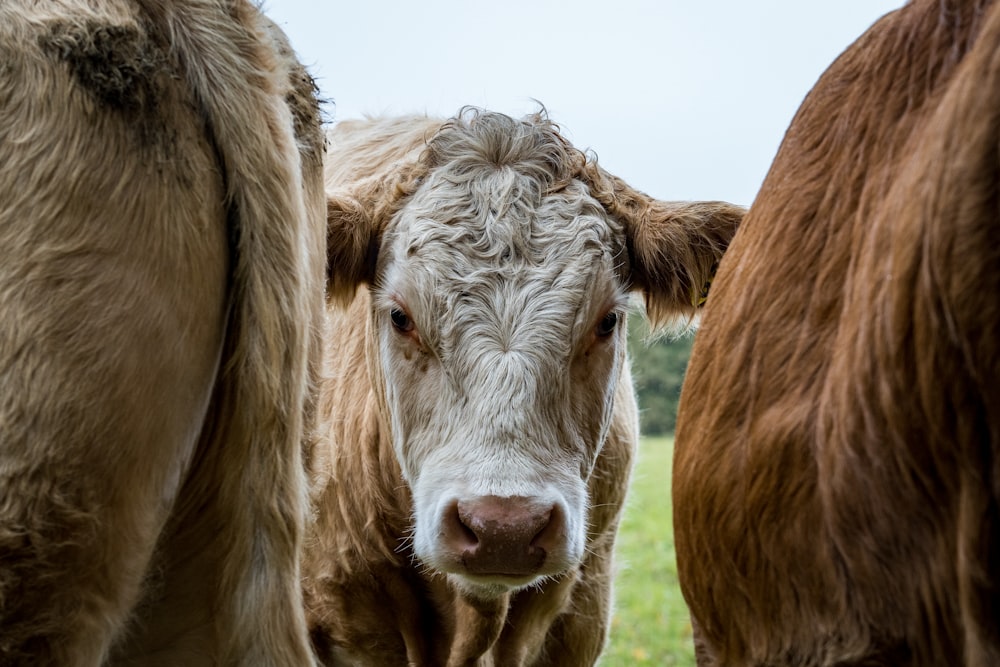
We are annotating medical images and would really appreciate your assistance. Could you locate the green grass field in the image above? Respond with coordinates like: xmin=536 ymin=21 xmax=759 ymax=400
xmin=600 ymin=436 xmax=695 ymax=666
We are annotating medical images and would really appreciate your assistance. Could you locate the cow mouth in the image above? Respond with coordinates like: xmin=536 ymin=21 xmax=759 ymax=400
xmin=439 ymin=554 xmax=575 ymax=597
xmin=459 ymin=544 xmax=547 ymax=577
xmin=446 ymin=570 xmax=546 ymax=598
xmin=466 ymin=572 xmax=539 ymax=585
xmin=433 ymin=555 xmax=549 ymax=586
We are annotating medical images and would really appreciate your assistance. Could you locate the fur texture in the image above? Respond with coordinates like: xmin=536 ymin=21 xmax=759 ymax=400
xmin=306 ymin=108 xmax=743 ymax=666
xmin=674 ymin=0 xmax=1000 ymax=665
xmin=0 ymin=1 xmax=325 ymax=664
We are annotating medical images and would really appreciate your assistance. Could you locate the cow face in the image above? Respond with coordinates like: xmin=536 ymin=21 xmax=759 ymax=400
xmin=375 ymin=172 xmax=628 ymax=597
xmin=326 ymin=110 xmax=743 ymax=598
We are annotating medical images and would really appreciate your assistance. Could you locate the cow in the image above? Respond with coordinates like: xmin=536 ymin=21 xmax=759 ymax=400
xmin=0 ymin=1 xmax=326 ymax=664
xmin=302 ymin=108 xmax=744 ymax=665
xmin=673 ymin=0 xmax=1000 ymax=665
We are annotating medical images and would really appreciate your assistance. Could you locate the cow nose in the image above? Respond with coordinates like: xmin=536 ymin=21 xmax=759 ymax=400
xmin=442 ymin=496 xmax=565 ymax=576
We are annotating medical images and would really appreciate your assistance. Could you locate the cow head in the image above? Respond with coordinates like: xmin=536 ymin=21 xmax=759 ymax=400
xmin=326 ymin=109 xmax=742 ymax=598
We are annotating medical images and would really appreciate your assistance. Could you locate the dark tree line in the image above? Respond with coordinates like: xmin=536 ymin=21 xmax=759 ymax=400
xmin=627 ymin=316 xmax=695 ymax=436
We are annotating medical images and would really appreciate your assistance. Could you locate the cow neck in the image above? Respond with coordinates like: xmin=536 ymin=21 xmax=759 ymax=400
xmin=310 ymin=290 xmax=410 ymax=573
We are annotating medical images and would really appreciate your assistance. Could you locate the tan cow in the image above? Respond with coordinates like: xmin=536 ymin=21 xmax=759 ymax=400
xmin=0 ymin=1 xmax=325 ymax=664
xmin=303 ymin=109 xmax=743 ymax=665
xmin=674 ymin=0 xmax=1000 ymax=665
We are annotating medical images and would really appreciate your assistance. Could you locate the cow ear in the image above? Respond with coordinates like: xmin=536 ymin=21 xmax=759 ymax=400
xmin=628 ymin=199 xmax=745 ymax=327
xmin=326 ymin=192 xmax=377 ymax=303
xmin=326 ymin=162 xmax=425 ymax=304
xmin=580 ymin=163 xmax=744 ymax=329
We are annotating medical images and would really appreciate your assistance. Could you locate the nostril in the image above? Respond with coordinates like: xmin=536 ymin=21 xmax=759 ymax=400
xmin=529 ymin=502 xmax=565 ymax=557
xmin=442 ymin=500 xmax=479 ymax=553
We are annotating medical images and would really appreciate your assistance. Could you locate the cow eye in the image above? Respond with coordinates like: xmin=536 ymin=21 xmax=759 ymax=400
xmin=596 ymin=312 xmax=619 ymax=337
xmin=390 ymin=308 xmax=414 ymax=333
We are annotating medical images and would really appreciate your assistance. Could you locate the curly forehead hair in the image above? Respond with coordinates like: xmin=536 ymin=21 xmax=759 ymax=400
xmin=420 ymin=106 xmax=586 ymax=196
xmin=388 ymin=108 xmax=621 ymax=288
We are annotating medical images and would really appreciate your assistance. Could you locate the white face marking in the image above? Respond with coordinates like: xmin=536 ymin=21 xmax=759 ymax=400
xmin=371 ymin=121 xmax=631 ymax=597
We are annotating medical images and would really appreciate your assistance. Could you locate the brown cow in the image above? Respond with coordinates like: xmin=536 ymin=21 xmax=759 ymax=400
xmin=0 ymin=1 xmax=325 ymax=664
xmin=674 ymin=0 xmax=1000 ymax=665
xmin=302 ymin=109 xmax=743 ymax=666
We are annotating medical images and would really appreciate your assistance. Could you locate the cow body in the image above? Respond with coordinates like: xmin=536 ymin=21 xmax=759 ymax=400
xmin=0 ymin=1 xmax=325 ymax=664
xmin=674 ymin=1 xmax=1000 ymax=665
xmin=304 ymin=110 xmax=743 ymax=665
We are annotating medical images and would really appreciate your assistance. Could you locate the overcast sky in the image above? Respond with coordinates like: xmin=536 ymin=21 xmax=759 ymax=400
xmin=267 ymin=1 xmax=903 ymax=207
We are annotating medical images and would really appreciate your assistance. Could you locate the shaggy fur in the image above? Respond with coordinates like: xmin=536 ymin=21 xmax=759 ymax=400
xmin=306 ymin=109 xmax=743 ymax=666
xmin=0 ymin=1 xmax=325 ymax=664
xmin=674 ymin=0 xmax=1000 ymax=665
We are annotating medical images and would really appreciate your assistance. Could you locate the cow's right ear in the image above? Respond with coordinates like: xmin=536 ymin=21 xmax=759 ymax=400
xmin=326 ymin=163 xmax=425 ymax=303
xmin=326 ymin=191 xmax=378 ymax=303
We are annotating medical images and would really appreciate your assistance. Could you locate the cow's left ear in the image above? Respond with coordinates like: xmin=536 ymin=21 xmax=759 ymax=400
xmin=579 ymin=163 xmax=744 ymax=328
xmin=326 ymin=162 xmax=425 ymax=304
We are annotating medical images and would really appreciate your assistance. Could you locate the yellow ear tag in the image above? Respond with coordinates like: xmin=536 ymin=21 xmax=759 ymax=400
xmin=695 ymin=262 xmax=719 ymax=308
